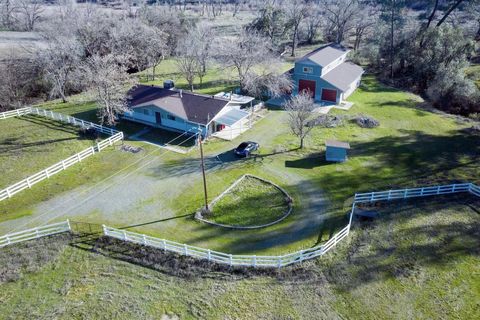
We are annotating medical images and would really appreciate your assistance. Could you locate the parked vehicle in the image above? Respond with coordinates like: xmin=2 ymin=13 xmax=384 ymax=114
xmin=234 ymin=141 xmax=259 ymax=157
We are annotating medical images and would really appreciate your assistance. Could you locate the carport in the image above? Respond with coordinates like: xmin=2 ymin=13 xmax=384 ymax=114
xmin=211 ymin=108 xmax=251 ymax=140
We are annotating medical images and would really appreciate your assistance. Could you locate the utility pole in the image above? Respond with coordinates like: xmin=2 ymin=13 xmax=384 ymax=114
xmin=198 ymin=133 xmax=209 ymax=212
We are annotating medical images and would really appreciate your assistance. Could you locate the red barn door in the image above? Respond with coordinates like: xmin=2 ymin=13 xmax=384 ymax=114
xmin=321 ymin=89 xmax=337 ymax=102
xmin=298 ymin=80 xmax=316 ymax=98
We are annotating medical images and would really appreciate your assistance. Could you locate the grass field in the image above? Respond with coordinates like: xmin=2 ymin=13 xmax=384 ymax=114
xmin=1 ymin=75 xmax=478 ymax=254
xmin=206 ymin=175 xmax=290 ymax=227
xmin=0 ymin=194 xmax=478 ymax=319
xmin=0 ymin=114 xmax=98 ymax=187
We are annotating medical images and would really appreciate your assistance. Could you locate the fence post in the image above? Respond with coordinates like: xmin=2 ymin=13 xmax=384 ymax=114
xmin=66 ymin=219 xmax=71 ymax=231
xmin=123 ymin=230 xmax=127 ymax=241
xmin=184 ymin=244 xmax=188 ymax=256
xmin=102 ymin=225 xmax=108 ymax=236
xmin=252 ymin=255 xmax=257 ymax=267
xmin=6 ymin=188 xmax=11 ymax=198
xmin=77 ymin=154 xmax=82 ymax=162
xmin=45 ymin=169 xmax=50 ymax=178
xmin=403 ymin=189 xmax=407 ymax=198
xmin=229 ymin=254 xmax=233 ymax=266
xmin=277 ymin=257 xmax=282 ymax=269
xmin=142 ymin=234 xmax=147 ymax=245
xmin=162 ymin=240 xmax=167 ymax=251
xmin=35 ymin=228 xmax=40 ymax=238
xmin=207 ymin=249 xmax=211 ymax=261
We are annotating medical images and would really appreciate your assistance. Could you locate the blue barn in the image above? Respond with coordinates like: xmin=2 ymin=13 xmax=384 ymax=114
xmin=292 ymin=44 xmax=364 ymax=104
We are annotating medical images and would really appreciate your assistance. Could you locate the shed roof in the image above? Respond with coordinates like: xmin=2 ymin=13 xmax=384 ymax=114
xmin=298 ymin=44 xmax=349 ymax=67
xmin=326 ymin=140 xmax=350 ymax=149
xmin=322 ymin=62 xmax=364 ymax=92
xmin=128 ymin=85 xmax=230 ymax=125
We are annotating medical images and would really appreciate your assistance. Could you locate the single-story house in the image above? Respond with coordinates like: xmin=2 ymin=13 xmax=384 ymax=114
xmin=292 ymin=44 xmax=364 ymax=104
xmin=124 ymin=85 xmax=252 ymax=139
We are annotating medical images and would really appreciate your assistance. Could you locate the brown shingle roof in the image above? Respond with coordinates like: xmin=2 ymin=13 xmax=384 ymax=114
xmin=128 ymin=85 xmax=230 ymax=125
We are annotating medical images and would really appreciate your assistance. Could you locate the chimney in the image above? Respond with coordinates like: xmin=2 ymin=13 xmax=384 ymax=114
xmin=179 ymin=89 xmax=183 ymax=98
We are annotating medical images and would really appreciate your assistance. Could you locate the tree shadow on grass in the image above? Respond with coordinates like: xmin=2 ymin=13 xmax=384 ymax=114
xmin=0 ymin=136 xmax=79 ymax=155
xmin=323 ymin=194 xmax=480 ymax=291
xmin=17 ymin=114 xmax=82 ymax=136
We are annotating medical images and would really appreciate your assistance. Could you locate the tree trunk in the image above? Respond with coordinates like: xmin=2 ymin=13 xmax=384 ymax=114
xmin=390 ymin=6 xmax=394 ymax=79
xmin=300 ymin=137 xmax=304 ymax=149
xmin=436 ymin=0 xmax=464 ymax=27
xmin=291 ymin=25 xmax=298 ymax=57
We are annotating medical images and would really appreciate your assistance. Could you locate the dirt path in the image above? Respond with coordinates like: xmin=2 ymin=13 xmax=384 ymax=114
xmin=0 ymin=111 xmax=328 ymax=253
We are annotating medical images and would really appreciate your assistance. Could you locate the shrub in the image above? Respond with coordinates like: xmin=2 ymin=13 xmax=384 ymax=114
xmin=353 ymin=115 xmax=380 ymax=128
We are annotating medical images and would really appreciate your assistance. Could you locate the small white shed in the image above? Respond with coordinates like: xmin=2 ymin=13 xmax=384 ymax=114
xmin=325 ymin=140 xmax=350 ymax=162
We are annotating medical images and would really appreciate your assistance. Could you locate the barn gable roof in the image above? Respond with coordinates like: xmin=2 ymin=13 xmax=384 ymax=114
xmin=321 ymin=62 xmax=364 ymax=92
xmin=297 ymin=44 xmax=349 ymax=67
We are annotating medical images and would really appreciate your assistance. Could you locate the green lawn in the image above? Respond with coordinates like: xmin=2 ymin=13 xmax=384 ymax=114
xmin=466 ymin=63 xmax=480 ymax=89
xmin=0 ymin=114 xmax=98 ymax=187
xmin=206 ymin=175 xmax=290 ymax=227
xmin=0 ymin=194 xmax=478 ymax=319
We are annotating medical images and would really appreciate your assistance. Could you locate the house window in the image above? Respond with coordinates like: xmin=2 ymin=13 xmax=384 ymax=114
xmin=167 ymin=114 xmax=176 ymax=121
xmin=303 ymin=67 xmax=313 ymax=74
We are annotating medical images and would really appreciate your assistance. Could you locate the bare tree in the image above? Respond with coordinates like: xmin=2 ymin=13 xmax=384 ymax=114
xmin=17 ymin=0 xmax=43 ymax=31
xmin=304 ymin=6 xmax=324 ymax=44
xmin=243 ymin=64 xmax=293 ymax=99
xmin=323 ymin=0 xmax=359 ymax=44
xmin=284 ymin=0 xmax=308 ymax=56
xmin=175 ymin=39 xmax=199 ymax=91
xmin=0 ymin=0 xmax=18 ymax=29
xmin=81 ymin=55 xmax=135 ymax=126
xmin=0 ymin=53 xmax=41 ymax=109
xmin=37 ymin=36 xmax=82 ymax=103
xmin=188 ymin=23 xmax=215 ymax=86
xmin=352 ymin=5 xmax=377 ymax=51
xmin=285 ymin=92 xmax=315 ymax=149
xmin=216 ymin=29 xmax=273 ymax=90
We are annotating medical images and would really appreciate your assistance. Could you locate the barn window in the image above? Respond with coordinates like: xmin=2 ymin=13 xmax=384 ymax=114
xmin=167 ymin=114 xmax=176 ymax=121
xmin=143 ymin=109 xmax=150 ymax=115
xmin=303 ymin=67 xmax=313 ymax=74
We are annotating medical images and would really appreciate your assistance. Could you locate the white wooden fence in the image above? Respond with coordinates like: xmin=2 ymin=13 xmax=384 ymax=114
xmin=1 ymin=183 xmax=478 ymax=268
xmin=0 ymin=107 xmax=124 ymax=202
xmin=103 ymin=224 xmax=350 ymax=268
xmin=0 ymin=220 xmax=71 ymax=248
xmin=354 ymin=183 xmax=472 ymax=203
xmin=102 ymin=182 xmax=480 ymax=269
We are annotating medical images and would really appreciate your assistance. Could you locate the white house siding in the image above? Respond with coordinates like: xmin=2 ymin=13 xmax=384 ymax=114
xmin=342 ymin=76 xmax=362 ymax=100
xmin=320 ymin=54 xmax=347 ymax=77
xmin=125 ymin=105 xmax=207 ymax=136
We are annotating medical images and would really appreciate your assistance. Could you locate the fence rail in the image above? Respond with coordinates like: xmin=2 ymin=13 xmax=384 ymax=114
xmin=1 ymin=183 xmax=478 ymax=267
xmin=354 ymin=183 xmax=472 ymax=203
xmin=102 ymin=182 xmax=479 ymax=269
xmin=103 ymin=224 xmax=351 ymax=268
xmin=0 ymin=220 xmax=71 ymax=248
xmin=0 ymin=107 xmax=124 ymax=202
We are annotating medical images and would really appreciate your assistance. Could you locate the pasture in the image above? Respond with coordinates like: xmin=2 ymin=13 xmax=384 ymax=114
xmin=0 ymin=114 xmax=98 ymax=188
xmin=0 ymin=75 xmax=477 ymax=255
xmin=0 ymin=194 xmax=478 ymax=319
